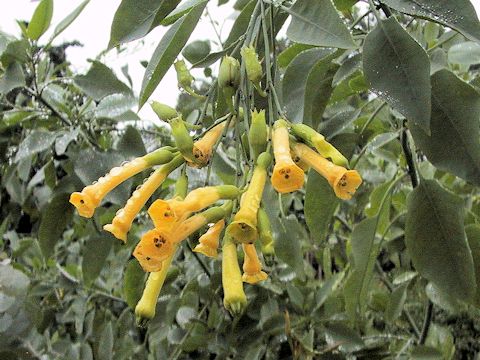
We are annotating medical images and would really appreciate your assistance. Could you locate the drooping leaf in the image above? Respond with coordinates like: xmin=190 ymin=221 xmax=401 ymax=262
xmin=405 ymin=179 xmax=476 ymax=301
xmin=51 ymin=0 xmax=90 ymax=41
xmin=161 ymin=0 xmax=205 ymax=26
xmin=448 ymin=41 xmax=480 ymax=65
xmin=0 ymin=62 xmax=25 ymax=94
xmin=382 ymin=0 xmax=480 ymax=42
xmin=363 ymin=17 xmax=431 ymax=132
xmin=123 ymin=260 xmax=147 ymax=309
xmin=95 ymin=93 xmax=136 ymax=119
xmin=304 ymin=171 xmax=338 ymax=243
xmin=286 ymin=0 xmax=355 ymax=49
xmin=324 ymin=323 xmax=365 ymax=353
xmin=277 ymin=43 xmax=316 ymax=68
xmin=74 ymin=61 xmax=132 ymax=101
xmin=319 ymin=109 xmax=361 ymax=139
xmin=385 ymin=283 xmax=408 ymax=322
xmin=139 ymin=1 xmax=207 ymax=107
xmin=282 ymin=48 xmax=339 ymax=126
xmin=182 ymin=40 xmax=211 ymax=64
xmin=97 ymin=322 xmax=113 ymax=360
xmin=224 ymin=0 xmax=256 ymax=48
xmin=116 ymin=126 xmax=146 ymax=159
xmin=82 ymin=236 xmax=113 ymax=285
xmin=38 ymin=193 xmax=73 ymax=258
xmin=14 ymin=130 xmax=57 ymax=163
xmin=409 ymin=69 xmax=480 ymax=186
xmin=108 ymin=0 xmax=181 ymax=49
xmin=332 ymin=53 xmax=362 ymax=85
xmin=27 ymin=0 xmax=54 ymax=40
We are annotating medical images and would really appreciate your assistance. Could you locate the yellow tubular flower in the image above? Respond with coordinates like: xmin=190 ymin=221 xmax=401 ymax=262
xmin=193 ymin=219 xmax=225 ymax=258
xmin=135 ymin=249 xmax=176 ymax=326
xmin=291 ymin=123 xmax=349 ymax=167
xmin=293 ymin=143 xmax=362 ymax=200
xmin=103 ymin=155 xmax=184 ymax=242
xmin=190 ymin=122 xmax=226 ymax=168
xmin=290 ymin=149 xmax=310 ymax=172
xmin=271 ymin=120 xmax=305 ymax=194
xmin=226 ymin=152 xmax=272 ymax=244
xmin=69 ymin=148 xmax=174 ymax=218
xmin=242 ymin=243 xmax=268 ymax=284
xmin=222 ymin=234 xmax=247 ymax=315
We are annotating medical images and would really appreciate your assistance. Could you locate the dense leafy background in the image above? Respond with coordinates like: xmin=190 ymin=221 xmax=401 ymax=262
xmin=1 ymin=0 xmax=480 ymax=359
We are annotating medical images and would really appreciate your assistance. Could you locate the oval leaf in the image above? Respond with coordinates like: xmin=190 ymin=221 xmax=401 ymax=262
xmin=27 ymin=0 xmax=54 ymax=40
xmin=363 ymin=17 xmax=431 ymax=132
xmin=409 ymin=69 xmax=480 ymax=186
xmin=405 ymin=179 xmax=476 ymax=301
xmin=139 ymin=1 xmax=207 ymax=108
xmin=286 ymin=0 xmax=355 ymax=49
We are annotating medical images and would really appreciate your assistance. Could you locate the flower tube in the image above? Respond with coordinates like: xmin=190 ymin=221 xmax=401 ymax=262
xmin=103 ymin=154 xmax=184 ymax=242
xmin=293 ymin=142 xmax=362 ymax=200
xmin=190 ymin=122 xmax=226 ymax=168
xmin=257 ymin=207 xmax=274 ymax=255
xmin=193 ymin=219 xmax=225 ymax=258
xmin=271 ymin=120 xmax=305 ymax=194
xmin=242 ymin=243 xmax=268 ymax=284
xmin=135 ymin=249 xmax=177 ymax=326
xmin=69 ymin=148 xmax=175 ymax=218
xmin=222 ymin=234 xmax=247 ymax=315
xmin=291 ymin=123 xmax=348 ymax=167
xmin=134 ymin=202 xmax=232 ymax=270
xmin=226 ymin=152 xmax=272 ymax=244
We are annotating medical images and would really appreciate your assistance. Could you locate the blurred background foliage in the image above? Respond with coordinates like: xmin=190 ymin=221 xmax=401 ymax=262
xmin=1 ymin=0 xmax=480 ymax=359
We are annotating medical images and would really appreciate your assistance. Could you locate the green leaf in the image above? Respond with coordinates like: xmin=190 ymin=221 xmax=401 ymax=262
xmin=382 ymin=0 xmax=480 ymax=42
xmin=51 ymin=0 xmax=90 ymax=41
xmin=448 ymin=41 xmax=480 ymax=65
xmin=318 ymin=109 xmax=361 ymax=139
xmin=410 ymin=346 xmax=443 ymax=360
xmin=333 ymin=0 xmax=359 ymax=12
xmin=313 ymin=272 xmax=345 ymax=311
xmin=74 ymin=61 xmax=132 ymax=101
xmin=117 ymin=126 xmax=146 ymax=159
xmin=161 ymin=0 xmax=205 ymax=25
xmin=38 ymin=193 xmax=73 ymax=258
xmin=343 ymin=217 xmax=379 ymax=321
xmin=108 ymin=0 xmax=181 ymax=49
xmin=97 ymin=322 xmax=113 ymax=360
xmin=182 ymin=40 xmax=211 ymax=64
xmin=286 ymin=0 xmax=355 ymax=49
xmin=123 ymin=260 xmax=147 ymax=309
xmin=466 ymin=224 xmax=480 ymax=307
xmin=304 ymin=171 xmax=338 ymax=243
xmin=176 ymin=306 xmax=196 ymax=328
xmin=385 ymin=283 xmax=408 ymax=322
xmin=0 ymin=62 xmax=25 ymax=94
xmin=224 ymin=0 xmax=255 ymax=47
xmin=277 ymin=44 xmax=315 ymax=68
xmin=324 ymin=323 xmax=364 ymax=353
xmin=0 ymin=39 xmax=29 ymax=66
xmin=139 ymin=1 xmax=207 ymax=108
xmin=425 ymin=324 xmax=455 ymax=360
xmin=27 ymin=0 xmax=54 ymax=40
xmin=82 ymin=236 xmax=112 ymax=285
xmin=95 ymin=93 xmax=136 ymax=119
xmin=14 ymin=130 xmax=57 ymax=163
xmin=363 ymin=17 xmax=431 ymax=132
xmin=332 ymin=53 xmax=361 ymax=85
xmin=425 ymin=282 xmax=465 ymax=314
xmin=409 ymin=70 xmax=480 ymax=186
xmin=282 ymin=48 xmax=339 ymax=126
xmin=405 ymin=179 xmax=476 ymax=301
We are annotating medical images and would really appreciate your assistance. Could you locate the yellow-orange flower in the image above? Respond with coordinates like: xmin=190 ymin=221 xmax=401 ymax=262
xmin=293 ymin=143 xmax=362 ymax=200
xmin=104 ymin=155 xmax=184 ymax=242
xmin=69 ymin=148 xmax=174 ymax=218
xmin=222 ymin=234 xmax=247 ymax=315
xmin=190 ymin=122 xmax=226 ymax=168
xmin=193 ymin=219 xmax=225 ymax=258
xmin=226 ymin=152 xmax=271 ymax=244
xmin=271 ymin=120 xmax=304 ymax=193
xmin=242 ymin=243 xmax=268 ymax=284
xmin=133 ymin=229 xmax=175 ymax=272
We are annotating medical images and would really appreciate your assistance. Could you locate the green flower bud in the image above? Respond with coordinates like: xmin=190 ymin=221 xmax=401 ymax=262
xmin=174 ymin=59 xmax=194 ymax=89
xmin=168 ymin=117 xmax=196 ymax=164
xmin=151 ymin=101 xmax=178 ymax=121
xmin=257 ymin=207 xmax=274 ymax=255
xmin=248 ymin=109 xmax=268 ymax=161
xmin=174 ymin=172 xmax=189 ymax=200
xmin=218 ymin=56 xmax=240 ymax=90
xmin=241 ymin=46 xmax=262 ymax=84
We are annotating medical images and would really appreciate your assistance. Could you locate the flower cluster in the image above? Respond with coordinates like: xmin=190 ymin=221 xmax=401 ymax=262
xmin=69 ymin=53 xmax=362 ymax=325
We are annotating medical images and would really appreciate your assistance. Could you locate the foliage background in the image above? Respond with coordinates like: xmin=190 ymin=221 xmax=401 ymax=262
xmin=1 ymin=0 xmax=480 ymax=359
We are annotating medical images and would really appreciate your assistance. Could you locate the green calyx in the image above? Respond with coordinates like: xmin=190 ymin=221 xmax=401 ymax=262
xmin=257 ymin=207 xmax=274 ymax=255
xmin=241 ymin=46 xmax=266 ymax=97
xmin=248 ymin=109 xmax=268 ymax=160
xmin=218 ymin=56 xmax=240 ymax=90
xmin=143 ymin=147 xmax=175 ymax=166
xmin=161 ymin=154 xmax=186 ymax=175
xmin=216 ymin=185 xmax=241 ymax=200
xmin=151 ymin=101 xmax=178 ymax=121
xmin=174 ymin=60 xmax=205 ymax=99
xmin=202 ymin=201 xmax=232 ymax=224
xmin=174 ymin=172 xmax=188 ymax=200
xmin=256 ymin=152 xmax=272 ymax=169
xmin=168 ymin=117 xmax=196 ymax=164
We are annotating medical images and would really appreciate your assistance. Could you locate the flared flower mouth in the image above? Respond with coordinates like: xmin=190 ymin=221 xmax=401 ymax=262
xmin=190 ymin=145 xmax=210 ymax=168
xmin=103 ymin=222 xmax=129 ymax=242
xmin=226 ymin=220 xmax=257 ymax=244
xmin=193 ymin=243 xmax=218 ymax=258
xmin=332 ymin=170 xmax=363 ymax=200
xmin=69 ymin=192 xmax=96 ymax=218
xmin=133 ymin=229 xmax=174 ymax=270
xmin=271 ymin=163 xmax=305 ymax=193
xmin=242 ymin=271 xmax=268 ymax=284
xmin=148 ymin=199 xmax=178 ymax=230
